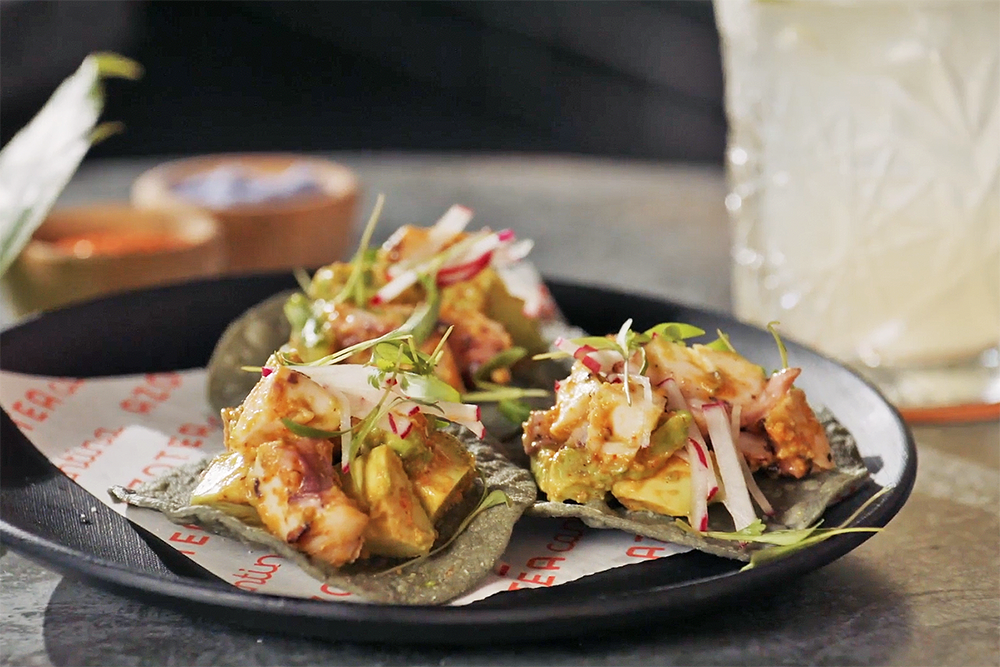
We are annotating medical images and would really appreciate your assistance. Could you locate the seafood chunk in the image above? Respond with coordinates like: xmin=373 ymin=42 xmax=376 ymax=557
xmin=226 ymin=366 xmax=343 ymax=460
xmin=763 ymin=387 xmax=835 ymax=478
xmin=644 ymin=336 xmax=830 ymax=474
xmin=251 ymin=436 xmax=368 ymax=567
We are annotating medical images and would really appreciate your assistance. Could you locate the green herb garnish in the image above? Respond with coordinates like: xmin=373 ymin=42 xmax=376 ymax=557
xmin=768 ymin=321 xmax=790 ymax=370
xmin=334 ymin=193 xmax=385 ymax=307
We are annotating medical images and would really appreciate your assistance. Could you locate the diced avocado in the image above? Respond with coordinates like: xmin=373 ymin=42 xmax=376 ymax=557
xmin=403 ymin=431 xmax=476 ymax=523
xmin=360 ymin=445 xmax=436 ymax=559
xmin=530 ymin=445 xmax=616 ymax=504
xmin=366 ymin=427 xmax=430 ymax=462
xmin=190 ymin=451 xmax=262 ymax=525
xmin=626 ymin=410 xmax=692 ymax=478
xmin=612 ymin=455 xmax=691 ymax=517
xmin=484 ymin=272 xmax=548 ymax=355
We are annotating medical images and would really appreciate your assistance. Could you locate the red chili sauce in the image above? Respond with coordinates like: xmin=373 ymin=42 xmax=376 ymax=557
xmin=50 ymin=231 xmax=193 ymax=258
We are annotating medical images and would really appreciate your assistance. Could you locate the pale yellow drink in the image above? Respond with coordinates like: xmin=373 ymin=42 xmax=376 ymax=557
xmin=715 ymin=0 xmax=999 ymax=404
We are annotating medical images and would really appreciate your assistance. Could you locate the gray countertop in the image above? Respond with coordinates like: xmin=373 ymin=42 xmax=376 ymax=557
xmin=1 ymin=153 xmax=997 ymax=666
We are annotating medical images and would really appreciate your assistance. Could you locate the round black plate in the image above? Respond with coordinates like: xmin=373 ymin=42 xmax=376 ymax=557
xmin=0 ymin=274 xmax=916 ymax=645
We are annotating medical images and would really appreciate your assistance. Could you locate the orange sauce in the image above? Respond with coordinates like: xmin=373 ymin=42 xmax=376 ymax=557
xmin=50 ymin=231 xmax=193 ymax=258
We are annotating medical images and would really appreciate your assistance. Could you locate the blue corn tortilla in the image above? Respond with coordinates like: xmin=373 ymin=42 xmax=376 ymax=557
xmin=513 ymin=408 xmax=871 ymax=562
xmin=109 ymin=427 xmax=536 ymax=605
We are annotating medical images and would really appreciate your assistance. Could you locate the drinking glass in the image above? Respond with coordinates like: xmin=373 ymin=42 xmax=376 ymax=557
xmin=714 ymin=0 xmax=999 ymax=416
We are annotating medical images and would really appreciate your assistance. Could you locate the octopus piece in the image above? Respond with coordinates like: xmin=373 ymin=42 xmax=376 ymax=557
xmin=439 ymin=306 xmax=514 ymax=383
xmin=643 ymin=336 xmax=830 ymax=477
xmin=525 ymin=364 xmax=665 ymax=463
xmin=762 ymin=387 xmax=835 ymax=478
xmin=226 ymin=366 xmax=343 ymax=460
xmin=251 ymin=436 xmax=369 ymax=567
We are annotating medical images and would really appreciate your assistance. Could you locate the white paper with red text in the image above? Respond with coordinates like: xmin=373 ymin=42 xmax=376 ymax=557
xmin=0 ymin=369 xmax=689 ymax=604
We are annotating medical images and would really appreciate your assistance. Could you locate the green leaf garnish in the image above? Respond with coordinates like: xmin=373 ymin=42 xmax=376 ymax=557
xmin=473 ymin=347 xmax=528 ymax=383
xmin=461 ymin=384 xmax=550 ymax=403
xmin=292 ymin=267 xmax=313 ymax=295
xmin=642 ymin=322 xmax=706 ymax=343
xmin=668 ymin=486 xmax=891 ymax=570
xmin=497 ymin=399 xmax=533 ymax=425
xmin=397 ymin=273 xmax=440 ymax=346
xmin=741 ymin=527 xmax=882 ymax=570
xmin=88 ymin=121 xmax=126 ymax=145
xmin=0 ymin=52 xmax=142 ymax=276
xmin=395 ymin=372 xmax=462 ymax=404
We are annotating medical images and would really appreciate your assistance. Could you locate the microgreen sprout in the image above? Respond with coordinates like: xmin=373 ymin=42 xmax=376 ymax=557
xmin=767 ymin=321 xmax=790 ymax=369
xmin=334 ymin=193 xmax=385 ymax=307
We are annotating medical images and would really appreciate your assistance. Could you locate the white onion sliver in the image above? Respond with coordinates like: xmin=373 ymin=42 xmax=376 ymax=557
xmin=738 ymin=452 xmax=774 ymax=515
xmin=703 ymin=403 xmax=757 ymax=530
xmin=632 ymin=374 xmax=653 ymax=405
xmin=727 ymin=402 xmax=773 ymax=514
xmin=615 ymin=318 xmax=633 ymax=353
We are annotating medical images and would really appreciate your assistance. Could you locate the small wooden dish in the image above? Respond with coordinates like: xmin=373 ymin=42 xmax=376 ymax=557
xmin=2 ymin=204 xmax=225 ymax=315
xmin=130 ymin=154 xmax=359 ymax=274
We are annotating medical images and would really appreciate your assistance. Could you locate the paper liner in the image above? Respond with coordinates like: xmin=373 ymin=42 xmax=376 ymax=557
xmin=0 ymin=369 xmax=691 ymax=606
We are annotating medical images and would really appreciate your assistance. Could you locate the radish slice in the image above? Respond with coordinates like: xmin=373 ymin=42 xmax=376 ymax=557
xmin=386 ymin=205 xmax=474 ymax=278
xmin=370 ymin=267 xmax=420 ymax=305
xmin=433 ymin=401 xmax=484 ymax=438
xmin=295 ymin=364 xmax=382 ymax=397
xmin=663 ymin=379 xmax=718 ymax=498
xmin=436 ymin=250 xmax=494 ymax=286
xmin=660 ymin=377 xmax=686 ymax=412
xmin=373 ymin=228 xmax=520 ymax=304
xmin=632 ymin=374 xmax=653 ymax=405
xmin=386 ymin=412 xmax=413 ymax=439
xmin=294 ymin=364 xmax=485 ymax=440
xmin=553 ymin=338 xmax=624 ymax=377
xmin=703 ymin=402 xmax=757 ymax=530
xmin=686 ymin=440 xmax=709 ymax=532
xmin=493 ymin=238 xmax=533 ymax=266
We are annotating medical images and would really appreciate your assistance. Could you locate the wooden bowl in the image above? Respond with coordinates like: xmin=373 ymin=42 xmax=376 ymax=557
xmin=130 ymin=154 xmax=359 ymax=274
xmin=2 ymin=204 xmax=225 ymax=316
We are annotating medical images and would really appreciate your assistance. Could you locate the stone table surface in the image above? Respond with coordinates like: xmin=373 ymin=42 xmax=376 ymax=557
xmin=1 ymin=152 xmax=997 ymax=666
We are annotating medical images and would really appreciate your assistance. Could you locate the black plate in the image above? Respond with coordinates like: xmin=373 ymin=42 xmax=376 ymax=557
xmin=0 ymin=275 xmax=916 ymax=645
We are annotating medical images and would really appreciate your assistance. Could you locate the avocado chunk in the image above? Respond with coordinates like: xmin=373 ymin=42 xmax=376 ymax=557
xmin=626 ymin=410 xmax=692 ymax=478
xmin=403 ymin=431 xmax=476 ymax=523
xmin=190 ymin=451 xmax=262 ymax=525
xmin=612 ymin=454 xmax=691 ymax=517
xmin=361 ymin=445 xmax=436 ymax=559
xmin=531 ymin=445 xmax=617 ymax=504
xmin=484 ymin=272 xmax=548 ymax=355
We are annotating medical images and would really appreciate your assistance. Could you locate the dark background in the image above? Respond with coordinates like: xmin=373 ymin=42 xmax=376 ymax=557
xmin=1 ymin=0 xmax=725 ymax=163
